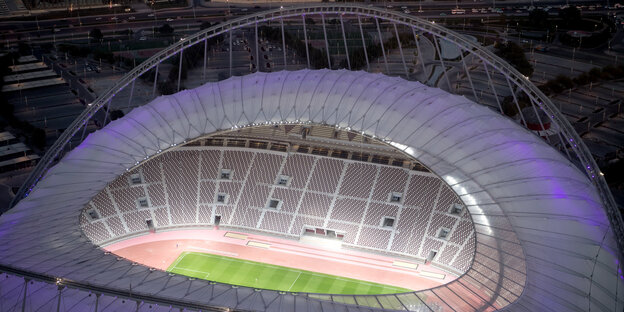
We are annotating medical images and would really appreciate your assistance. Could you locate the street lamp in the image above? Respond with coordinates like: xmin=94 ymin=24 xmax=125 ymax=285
xmin=571 ymin=47 xmax=575 ymax=73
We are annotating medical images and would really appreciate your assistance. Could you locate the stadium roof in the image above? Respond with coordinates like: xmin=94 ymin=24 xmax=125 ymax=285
xmin=0 ymin=69 xmax=621 ymax=311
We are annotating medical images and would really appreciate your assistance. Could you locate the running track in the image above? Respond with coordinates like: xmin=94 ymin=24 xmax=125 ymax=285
xmin=105 ymin=229 xmax=456 ymax=292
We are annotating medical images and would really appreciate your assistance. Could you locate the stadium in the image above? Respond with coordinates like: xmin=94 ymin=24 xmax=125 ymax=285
xmin=1 ymin=4 xmax=623 ymax=312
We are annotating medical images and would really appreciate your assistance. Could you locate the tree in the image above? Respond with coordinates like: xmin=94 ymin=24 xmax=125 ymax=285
xmin=157 ymin=82 xmax=176 ymax=95
xmin=559 ymin=6 xmax=581 ymax=28
xmin=41 ymin=42 xmax=54 ymax=51
xmin=544 ymin=79 xmax=564 ymax=93
xmin=93 ymin=49 xmax=115 ymax=64
xmin=200 ymin=21 xmax=212 ymax=30
xmin=217 ymin=71 xmax=229 ymax=81
xmin=89 ymin=28 xmax=103 ymax=42
xmin=57 ymin=44 xmax=91 ymax=58
xmin=495 ymin=41 xmax=534 ymax=77
xmin=18 ymin=42 xmax=31 ymax=55
xmin=0 ymin=102 xmax=14 ymax=119
xmin=588 ymin=67 xmax=602 ymax=82
xmin=573 ymin=72 xmax=590 ymax=85
xmin=31 ymin=128 xmax=46 ymax=150
xmin=110 ymin=110 xmax=125 ymax=121
xmin=159 ymin=24 xmax=174 ymax=34
xmin=528 ymin=9 xmax=549 ymax=29
xmin=555 ymin=75 xmax=574 ymax=89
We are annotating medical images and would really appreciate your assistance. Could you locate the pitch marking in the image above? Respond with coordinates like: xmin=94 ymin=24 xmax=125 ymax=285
xmin=288 ymin=272 xmax=302 ymax=291
xmin=172 ymin=267 xmax=211 ymax=276
xmin=169 ymin=252 xmax=410 ymax=292
xmin=169 ymin=251 xmax=188 ymax=270
xmin=184 ymin=253 xmax=402 ymax=288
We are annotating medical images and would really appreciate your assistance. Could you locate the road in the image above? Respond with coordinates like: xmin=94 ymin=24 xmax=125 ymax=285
xmin=1 ymin=1 xmax=622 ymax=46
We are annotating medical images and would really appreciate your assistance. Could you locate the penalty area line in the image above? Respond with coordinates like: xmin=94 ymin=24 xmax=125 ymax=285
xmin=172 ymin=267 xmax=211 ymax=276
xmin=169 ymin=252 xmax=187 ymax=271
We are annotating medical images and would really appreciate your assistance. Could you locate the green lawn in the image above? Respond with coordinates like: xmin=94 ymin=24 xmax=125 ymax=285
xmin=167 ymin=251 xmax=412 ymax=295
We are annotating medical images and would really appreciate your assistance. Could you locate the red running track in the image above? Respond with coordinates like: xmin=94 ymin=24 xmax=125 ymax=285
xmin=105 ymin=229 xmax=456 ymax=291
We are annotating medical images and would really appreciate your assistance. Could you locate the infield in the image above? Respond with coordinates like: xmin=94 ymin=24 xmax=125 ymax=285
xmin=167 ymin=251 xmax=412 ymax=295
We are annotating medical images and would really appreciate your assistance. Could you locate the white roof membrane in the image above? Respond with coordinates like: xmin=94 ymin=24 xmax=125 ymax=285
xmin=0 ymin=69 xmax=621 ymax=311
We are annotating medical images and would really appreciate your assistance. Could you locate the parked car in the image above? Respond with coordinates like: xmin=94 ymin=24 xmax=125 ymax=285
xmin=535 ymin=45 xmax=549 ymax=52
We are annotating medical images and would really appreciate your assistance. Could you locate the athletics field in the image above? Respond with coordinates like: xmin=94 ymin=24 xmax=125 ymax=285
xmin=167 ymin=251 xmax=412 ymax=295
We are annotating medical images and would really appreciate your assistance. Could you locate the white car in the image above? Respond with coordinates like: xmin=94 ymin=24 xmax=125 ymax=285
xmin=128 ymin=16 xmax=135 ymax=20
xmin=111 ymin=17 xmax=118 ymax=21
xmin=166 ymin=18 xmax=174 ymax=22
xmin=148 ymin=13 xmax=154 ymax=17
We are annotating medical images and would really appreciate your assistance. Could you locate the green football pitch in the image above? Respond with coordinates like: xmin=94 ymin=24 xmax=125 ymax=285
xmin=167 ymin=251 xmax=412 ymax=295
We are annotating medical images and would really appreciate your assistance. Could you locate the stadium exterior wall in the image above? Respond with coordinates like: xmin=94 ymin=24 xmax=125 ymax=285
xmin=0 ymin=69 xmax=622 ymax=311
